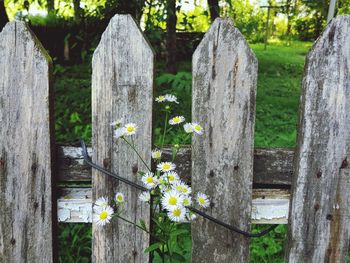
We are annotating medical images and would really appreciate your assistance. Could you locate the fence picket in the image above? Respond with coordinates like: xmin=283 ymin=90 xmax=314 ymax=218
xmin=191 ymin=18 xmax=257 ymax=262
xmin=0 ymin=21 xmax=54 ymax=262
xmin=91 ymin=15 xmax=154 ymax=263
xmin=286 ymin=15 xmax=350 ymax=263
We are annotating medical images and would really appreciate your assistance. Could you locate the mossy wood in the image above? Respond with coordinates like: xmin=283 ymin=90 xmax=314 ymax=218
xmin=286 ymin=15 xmax=350 ymax=263
xmin=91 ymin=15 xmax=154 ymax=263
xmin=191 ymin=18 xmax=258 ymax=263
xmin=0 ymin=22 xmax=54 ymax=263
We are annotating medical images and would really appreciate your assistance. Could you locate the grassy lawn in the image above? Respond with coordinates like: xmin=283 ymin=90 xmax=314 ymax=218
xmin=56 ymin=41 xmax=312 ymax=262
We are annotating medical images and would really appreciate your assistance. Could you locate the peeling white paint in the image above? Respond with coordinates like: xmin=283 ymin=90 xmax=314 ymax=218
xmin=57 ymin=188 xmax=290 ymax=224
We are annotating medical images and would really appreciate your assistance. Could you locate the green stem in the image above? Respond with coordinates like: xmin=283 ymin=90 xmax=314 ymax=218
xmin=114 ymin=214 xmax=148 ymax=233
xmin=161 ymin=111 xmax=169 ymax=149
xmin=166 ymin=242 xmax=173 ymax=263
xmin=122 ymin=137 xmax=151 ymax=172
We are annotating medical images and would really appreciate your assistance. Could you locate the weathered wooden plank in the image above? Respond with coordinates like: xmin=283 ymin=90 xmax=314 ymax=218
xmin=92 ymin=15 xmax=153 ymax=263
xmin=286 ymin=15 xmax=350 ymax=263
xmin=191 ymin=18 xmax=257 ymax=263
xmin=57 ymin=145 xmax=295 ymax=185
xmin=57 ymin=188 xmax=290 ymax=224
xmin=0 ymin=21 xmax=54 ymax=262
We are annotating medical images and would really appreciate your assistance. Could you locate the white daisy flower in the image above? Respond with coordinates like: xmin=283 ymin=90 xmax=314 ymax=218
xmin=167 ymin=206 xmax=186 ymax=222
xmin=151 ymin=149 xmax=162 ymax=159
xmin=114 ymin=127 xmax=127 ymax=139
xmin=169 ymin=116 xmax=185 ymax=125
xmin=164 ymin=94 xmax=179 ymax=104
xmin=163 ymin=171 xmax=179 ymax=184
xmin=94 ymin=197 xmax=109 ymax=209
xmin=139 ymin=191 xmax=151 ymax=202
xmin=115 ymin=192 xmax=124 ymax=203
xmin=141 ymin=172 xmax=158 ymax=189
xmin=183 ymin=123 xmax=194 ymax=133
xmin=182 ymin=196 xmax=192 ymax=207
xmin=155 ymin=95 xmax=166 ymax=102
xmin=173 ymin=182 xmax=192 ymax=195
xmin=197 ymin=192 xmax=210 ymax=208
xmin=93 ymin=205 xmax=114 ymax=226
xmin=110 ymin=118 xmax=123 ymax=128
xmin=157 ymin=162 xmax=176 ymax=173
xmin=192 ymin=123 xmax=203 ymax=135
xmin=124 ymin=123 xmax=137 ymax=136
xmin=161 ymin=190 xmax=184 ymax=210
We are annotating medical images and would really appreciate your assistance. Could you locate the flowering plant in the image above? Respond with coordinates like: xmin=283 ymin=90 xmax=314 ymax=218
xmin=93 ymin=94 xmax=209 ymax=261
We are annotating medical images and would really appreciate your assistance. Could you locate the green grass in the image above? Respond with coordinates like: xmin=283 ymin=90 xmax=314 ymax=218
xmin=252 ymin=41 xmax=312 ymax=148
xmin=56 ymin=41 xmax=313 ymax=262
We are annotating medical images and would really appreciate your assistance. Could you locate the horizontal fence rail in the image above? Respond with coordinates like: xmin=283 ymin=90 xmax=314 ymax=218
xmin=56 ymin=145 xmax=294 ymax=186
xmin=56 ymin=145 xmax=291 ymax=224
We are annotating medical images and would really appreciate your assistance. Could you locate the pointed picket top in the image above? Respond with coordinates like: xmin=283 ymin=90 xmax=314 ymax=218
xmin=92 ymin=14 xmax=154 ymax=263
xmin=0 ymin=21 xmax=54 ymax=262
xmin=191 ymin=18 xmax=257 ymax=262
xmin=286 ymin=15 xmax=350 ymax=263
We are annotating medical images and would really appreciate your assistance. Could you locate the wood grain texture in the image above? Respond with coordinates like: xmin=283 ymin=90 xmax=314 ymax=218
xmin=92 ymin=15 xmax=153 ymax=263
xmin=57 ymin=145 xmax=295 ymax=185
xmin=191 ymin=18 xmax=257 ymax=263
xmin=0 ymin=21 xmax=54 ymax=263
xmin=57 ymin=188 xmax=290 ymax=224
xmin=286 ymin=15 xmax=350 ymax=263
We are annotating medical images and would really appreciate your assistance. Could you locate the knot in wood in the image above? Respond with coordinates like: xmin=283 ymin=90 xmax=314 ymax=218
xmin=316 ymin=171 xmax=322 ymax=178
xmin=340 ymin=158 xmax=348 ymax=169
xmin=132 ymin=164 xmax=138 ymax=174
xmin=31 ymin=162 xmax=38 ymax=174
xmin=326 ymin=214 xmax=333 ymax=221
xmin=209 ymin=170 xmax=215 ymax=177
xmin=10 ymin=238 xmax=16 ymax=245
xmin=314 ymin=203 xmax=320 ymax=211
xmin=234 ymin=165 xmax=239 ymax=171
xmin=103 ymin=158 xmax=111 ymax=169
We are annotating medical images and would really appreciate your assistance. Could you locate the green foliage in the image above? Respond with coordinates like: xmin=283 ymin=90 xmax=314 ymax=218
xmin=154 ymin=71 xmax=192 ymax=145
xmin=54 ymin=63 xmax=91 ymax=143
xmin=226 ymin=0 xmax=266 ymax=43
xmin=58 ymin=223 xmax=92 ymax=263
xmin=250 ymin=225 xmax=286 ymax=263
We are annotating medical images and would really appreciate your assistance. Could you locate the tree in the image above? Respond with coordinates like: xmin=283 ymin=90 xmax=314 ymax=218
xmin=0 ymin=0 xmax=8 ymax=30
xmin=104 ymin=0 xmax=146 ymax=24
xmin=73 ymin=0 xmax=82 ymax=22
xmin=207 ymin=0 xmax=219 ymax=22
xmin=166 ymin=0 xmax=177 ymax=73
xmin=47 ymin=0 xmax=54 ymax=13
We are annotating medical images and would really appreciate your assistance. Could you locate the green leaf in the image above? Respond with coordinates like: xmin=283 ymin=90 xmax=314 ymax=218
xmin=144 ymin=242 xmax=162 ymax=253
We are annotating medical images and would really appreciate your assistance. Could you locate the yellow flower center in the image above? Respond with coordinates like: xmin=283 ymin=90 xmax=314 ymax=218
xmin=168 ymin=175 xmax=174 ymax=181
xmin=154 ymin=152 xmax=161 ymax=158
xmin=183 ymin=199 xmax=190 ymax=206
xmin=159 ymin=96 xmax=164 ymax=101
xmin=146 ymin=177 xmax=154 ymax=183
xmin=117 ymin=195 xmax=123 ymax=201
xmin=99 ymin=211 xmax=108 ymax=220
xmin=172 ymin=208 xmax=181 ymax=217
xmin=176 ymin=186 xmax=183 ymax=191
xmin=199 ymin=197 xmax=205 ymax=204
xmin=182 ymin=188 xmax=188 ymax=193
xmin=162 ymin=163 xmax=171 ymax=170
xmin=173 ymin=117 xmax=180 ymax=123
xmin=194 ymin=125 xmax=201 ymax=131
xmin=127 ymin=126 xmax=135 ymax=133
xmin=168 ymin=197 xmax=177 ymax=205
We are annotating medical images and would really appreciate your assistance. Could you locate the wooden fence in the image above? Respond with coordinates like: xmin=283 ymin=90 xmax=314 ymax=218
xmin=0 ymin=14 xmax=349 ymax=263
